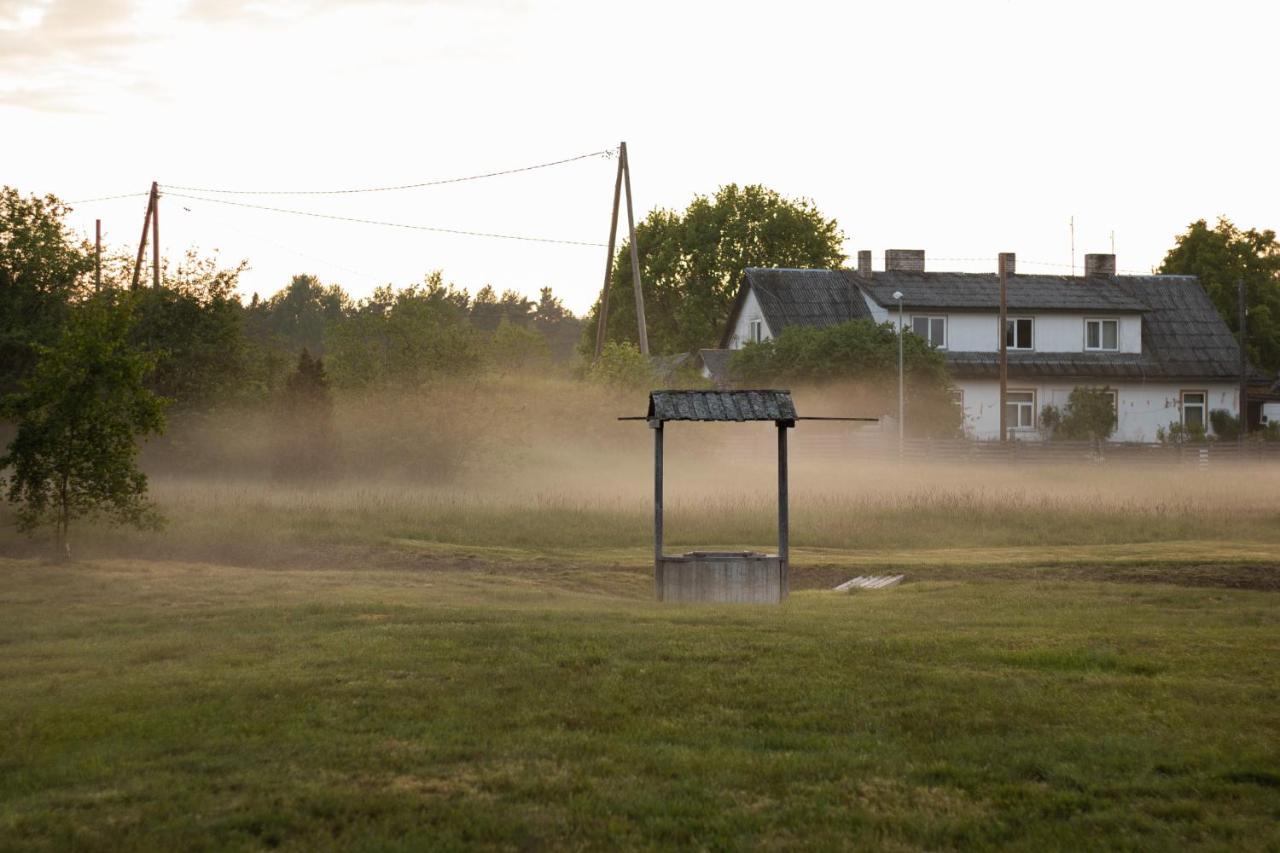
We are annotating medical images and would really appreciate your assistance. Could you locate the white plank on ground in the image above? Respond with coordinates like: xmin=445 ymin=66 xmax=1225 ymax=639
xmin=833 ymin=575 xmax=905 ymax=592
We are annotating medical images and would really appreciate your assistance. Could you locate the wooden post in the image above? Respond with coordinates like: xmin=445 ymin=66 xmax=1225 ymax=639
xmin=150 ymin=181 xmax=160 ymax=289
xmin=593 ymin=146 xmax=625 ymax=361
xmin=777 ymin=421 xmax=789 ymax=596
xmin=131 ymin=189 xmax=154 ymax=290
xmin=998 ymin=253 xmax=1011 ymax=442
xmin=94 ymin=219 xmax=101 ymax=292
xmin=620 ymin=142 xmax=649 ymax=357
xmin=1238 ymin=276 xmax=1247 ymax=437
xmin=653 ymin=419 xmax=664 ymax=600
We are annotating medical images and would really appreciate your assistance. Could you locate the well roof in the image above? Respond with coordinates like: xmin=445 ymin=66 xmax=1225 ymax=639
xmin=648 ymin=390 xmax=796 ymax=423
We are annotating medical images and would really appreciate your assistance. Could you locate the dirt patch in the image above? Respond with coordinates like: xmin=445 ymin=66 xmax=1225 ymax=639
xmin=798 ymin=563 xmax=1280 ymax=592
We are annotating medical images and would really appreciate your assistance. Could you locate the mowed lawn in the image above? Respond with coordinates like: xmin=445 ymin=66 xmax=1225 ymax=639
xmin=1 ymin=557 xmax=1278 ymax=851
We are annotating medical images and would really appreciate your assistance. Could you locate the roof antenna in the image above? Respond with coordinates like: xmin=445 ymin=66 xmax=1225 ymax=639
xmin=1070 ymin=215 xmax=1076 ymax=276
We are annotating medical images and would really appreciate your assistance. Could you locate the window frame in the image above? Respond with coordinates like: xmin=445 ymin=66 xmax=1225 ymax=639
xmin=746 ymin=318 xmax=764 ymax=344
xmin=1181 ymin=389 xmax=1207 ymax=431
xmin=910 ymin=314 xmax=948 ymax=349
xmin=1084 ymin=317 xmax=1120 ymax=352
xmin=1005 ymin=388 xmax=1037 ymax=431
xmin=1004 ymin=316 xmax=1035 ymax=351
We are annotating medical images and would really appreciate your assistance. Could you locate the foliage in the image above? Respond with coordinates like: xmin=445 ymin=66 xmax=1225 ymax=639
xmin=584 ymin=184 xmax=845 ymax=355
xmin=244 ymin=273 xmax=351 ymax=357
xmin=1160 ymin=217 xmax=1280 ymax=373
xmin=1045 ymin=387 xmax=1117 ymax=444
xmin=129 ymin=251 xmax=252 ymax=406
xmin=489 ymin=321 xmax=550 ymax=374
xmin=470 ymin=285 xmax=533 ymax=332
xmin=324 ymin=281 xmax=485 ymax=389
xmin=587 ymin=341 xmax=657 ymax=390
xmin=0 ymin=295 xmax=165 ymax=558
xmin=532 ymin=286 xmax=584 ymax=362
xmin=274 ymin=349 xmax=335 ymax=479
xmin=1157 ymin=422 xmax=1207 ymax=445
xmin=0 ymin=187 xmax=93 ymax=392
xmin=728 ymin=319 xmax=962 ymax=437
xmin=1208 ymin=409 xmax=1242 ymax=441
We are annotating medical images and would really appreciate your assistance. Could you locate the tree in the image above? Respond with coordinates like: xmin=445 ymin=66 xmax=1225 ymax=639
xmin=1159 ymin=217 xmax=1280 ymax=374
xmin=274 ymin=349 xmax=335 ymax=478
xmin=0 ymin=187 xmax=93 ymax=392
xmin=532 ymin=286 xmax=584 ymax=362
xmin=1 ymin=295 xmax=166 ymax=559
xmin=244 ymin=273 xmax=351 ymax=357
xmin=584 ymin=184 xmax=846 ymax=355
xmin=729 ymin=319 xmax=962 ymax=437
xmin=1042 ymin=386 xmax=1116 ymax=447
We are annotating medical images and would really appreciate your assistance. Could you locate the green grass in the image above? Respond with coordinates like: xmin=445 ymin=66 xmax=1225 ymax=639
xmin=2 ymin=557 xmax=1278 ymax=850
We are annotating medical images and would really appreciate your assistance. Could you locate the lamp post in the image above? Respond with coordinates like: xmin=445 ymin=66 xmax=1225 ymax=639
xmin=894 ymin=290 xmax=904 ymax=459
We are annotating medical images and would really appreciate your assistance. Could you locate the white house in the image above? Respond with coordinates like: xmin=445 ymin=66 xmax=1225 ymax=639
xmin=708 ymin=250 xmax=1261 ymax=442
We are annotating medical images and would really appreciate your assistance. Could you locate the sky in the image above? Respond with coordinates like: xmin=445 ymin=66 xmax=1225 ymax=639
xmin=3 ymin=0 xmax=1278 ymax=315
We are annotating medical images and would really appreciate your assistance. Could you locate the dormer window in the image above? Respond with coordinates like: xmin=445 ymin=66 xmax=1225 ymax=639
xmin=1085 ymin=318 xmax=1119 ymax=351
xmin=910 ymin=316 xmax=947 ymax=349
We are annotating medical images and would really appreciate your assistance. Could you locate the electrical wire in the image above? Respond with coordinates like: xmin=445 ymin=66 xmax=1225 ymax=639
xmin=166 ymin=191 xmax=605 ymax=247
xmin=164 ymin=148 xmax=615 ymax=196
xmin=67 ymin=192 xmax=150 ymax=204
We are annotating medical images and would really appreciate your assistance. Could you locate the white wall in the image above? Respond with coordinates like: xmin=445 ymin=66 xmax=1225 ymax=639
xmin=908 ymin=312 xmax=1142 ymax=353
xmin=957 ymin=379 xmax=1240 ymax=442
xmin=727 ymin=288 xmax=772 ymax=349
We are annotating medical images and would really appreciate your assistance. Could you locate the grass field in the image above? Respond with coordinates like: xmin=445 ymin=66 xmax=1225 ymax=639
xmin=2 ymin=552 xmax=1279 ymax=851
xmin=3 ymin=392 xmax=1280 ymax=849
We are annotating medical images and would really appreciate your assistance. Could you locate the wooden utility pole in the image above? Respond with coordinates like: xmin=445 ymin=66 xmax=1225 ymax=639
xmin=1239 ymin=276 xmax=1248 ymax=437
xmin=998 ymin=253 xmax=1011 ymax=442
xmin=94 ymin=219 xmax=102 ymax=292
xmin=150 ymin=181 xmax=160 ymax=289
xmin=131 ymin=185 xmax=155 ymax=290
xmin=593 ymin=148 xmax=625 ymax=361
xmin=620 ymin=142 xmax=649 ymax=357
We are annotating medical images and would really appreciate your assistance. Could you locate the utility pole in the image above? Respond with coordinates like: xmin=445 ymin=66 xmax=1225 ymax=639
xmin=131 ymin=184 xmax=155 ymax=290
xmin=893 ymin=291 xmax=904 ymax=459
xmin=1239 ymin=276 xmax=1248 ymax=438
xmin=998 ymin=252 xmax=1011 ymax=442
xmin=94 ymin=219 xmax=102 ymax=292
xmin=620 ymin=142 xmax=649 ymax=356
xmin=150 ymin=181 xmax=160 ymax=289
xmin=593 ymin=146 xmax=625 ymax=361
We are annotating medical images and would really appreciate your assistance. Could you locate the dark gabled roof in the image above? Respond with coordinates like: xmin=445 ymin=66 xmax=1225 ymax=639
xmin=696 ymin=348 xmax=733 ymax=387
xmin=720 ymin=268 xmax=872 ymax=347
xmin=1116 ymin=276 xmax=1265 ymax=381
xmin=648 ymin=390 xmax=796 ymax=422
xmin=860 ymin=271 xmax=1149 ymax=312
xmin=945 ymin=277 xmax=1264 ymax=381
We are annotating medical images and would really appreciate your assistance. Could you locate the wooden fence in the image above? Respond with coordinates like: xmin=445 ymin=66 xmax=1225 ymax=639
xmin=719 ymin=427 xmax=1280 ymax=467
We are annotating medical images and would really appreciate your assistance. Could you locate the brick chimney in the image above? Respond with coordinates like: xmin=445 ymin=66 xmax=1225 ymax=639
xmin=885 ymin=249 xmax=925 ymax=272
xmin=1084 ymin=253 xmax=1116 ymax=278
xmin=998 ymin=252 xmax=1015 ymax=277
xmin=856 ymin=250 xmax=872 ymax=278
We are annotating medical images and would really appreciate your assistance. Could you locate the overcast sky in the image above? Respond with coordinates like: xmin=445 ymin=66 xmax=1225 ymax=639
xmin=4 ymin=0 xmax=1277 ymax=314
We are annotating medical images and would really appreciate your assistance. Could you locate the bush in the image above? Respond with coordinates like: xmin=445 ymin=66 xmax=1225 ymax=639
xmin=1208 ymin=409 xmax=1242 ymax=441
xmin=1047 ymin=387 xmax=1116 ymax=444
xmin=588 ymin=342 xmax=657 ymax=390
xmin=1157 ymin=422 xmax=1207 ymax=445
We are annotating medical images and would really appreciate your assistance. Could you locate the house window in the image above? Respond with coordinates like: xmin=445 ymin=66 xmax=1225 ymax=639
xmin=1005 ymin=317 xmax=1033 ymax=350
xmin=747 ymin=318 xmax=764 ymax=344
xmin=1181 ymin=391 xmax=1206 ymax=430
xmin=1085 ymin=318 xmax=1119 ymax=351
xmin=1006 ymin=390 xmax=1036 ymax=430
xmin=910 ymin=316 xmax=947 ymax=348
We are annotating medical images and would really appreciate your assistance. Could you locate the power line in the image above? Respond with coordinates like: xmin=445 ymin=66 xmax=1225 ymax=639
xmin=67 ymin=192 xmax=150 ymax=204
xmin=165 ymin=191 xmax=605 ymax=247
xmin=165 ymin=148 xmax=615 ymax=196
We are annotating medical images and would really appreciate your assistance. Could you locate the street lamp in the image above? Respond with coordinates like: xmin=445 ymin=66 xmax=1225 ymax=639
xmin=893 ymin=290 xmax=904 ymax=458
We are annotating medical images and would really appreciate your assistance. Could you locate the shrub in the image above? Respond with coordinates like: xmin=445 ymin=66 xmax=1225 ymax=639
xmin=1208 ymin=409 xmax=1242 ymax=441
xmin=588 ymin=342 xmax=657 ymax=390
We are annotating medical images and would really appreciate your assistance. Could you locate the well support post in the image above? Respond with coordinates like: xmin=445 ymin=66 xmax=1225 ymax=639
xmin=653 ymin=419 xmax=664 ymax=600
xmin=777 ymin=421 xmax=789 ymax=596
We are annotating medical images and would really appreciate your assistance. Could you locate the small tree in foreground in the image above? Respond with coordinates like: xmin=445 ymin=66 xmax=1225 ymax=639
xmin=1043 ymin=386 xmax=1117 ymax=449
xmin=1 ymin=296 xmax=166 ymax=559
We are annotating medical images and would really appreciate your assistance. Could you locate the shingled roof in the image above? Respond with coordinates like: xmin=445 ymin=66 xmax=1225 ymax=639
xmin=647 ymin=390 xmax=796 ymax=423
xmin=720 ymin=269 xmax=871 ymax=347
xmin=860 ymin=271 xmax=1148 ymax=312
